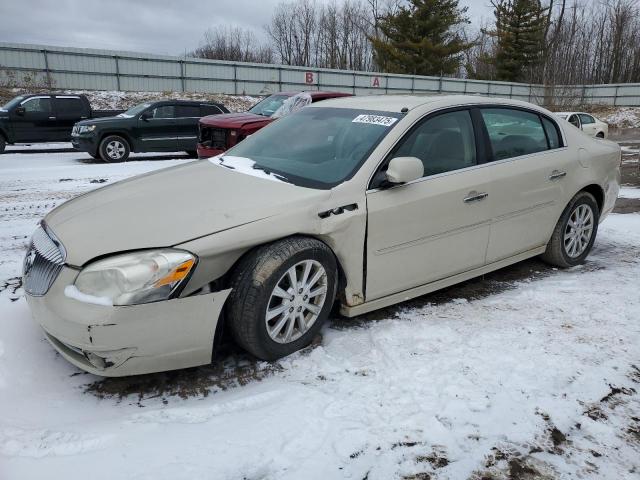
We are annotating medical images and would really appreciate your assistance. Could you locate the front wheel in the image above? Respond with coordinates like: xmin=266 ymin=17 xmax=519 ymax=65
xmin=99 ymin=135 xmax=130 ymax=163
xmin=541 ymin=191 xmax=599 ymax=268
xmin=227 ymin=237 xmax=337 ymax=361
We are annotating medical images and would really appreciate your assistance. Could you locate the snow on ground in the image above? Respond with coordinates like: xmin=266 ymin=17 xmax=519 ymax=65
xmin=0 ymin=148 xmax=639 ymax=479
xmin=620 ymin=187 xmax=640 ymax=199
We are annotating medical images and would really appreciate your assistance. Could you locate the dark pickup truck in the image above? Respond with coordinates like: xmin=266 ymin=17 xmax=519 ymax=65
xmin=72 ymin=100 xmax=229 ymax=162
xmin=0 ymin=94 xmax=122 ymax=153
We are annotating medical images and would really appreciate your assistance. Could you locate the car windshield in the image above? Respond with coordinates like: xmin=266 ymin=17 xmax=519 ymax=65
xmin=1 ymin=96 xmax=24 ymax=111
xmin=248 ymin=94 xmax=291 ymax=117
xmin=222 ymin=107 xmax=402 ymax=189
xmin=118 ymin=103 xmax=152 ymax=118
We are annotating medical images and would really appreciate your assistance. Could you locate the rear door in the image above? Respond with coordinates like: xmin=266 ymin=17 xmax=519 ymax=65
xmin=480 ymin=107 xmax=570 ymax=263
xmin=136 ymin=104 xmax=177 ymax=152
xmin=366 ymin=109 xmax=492 ymax=300
xmin=10 ymin=96 xmax=56 ymax=142
xmin=174 ymin=104 xmax=204 ymax=151
xmin=52 ymin=96 xmax=89 ymax=141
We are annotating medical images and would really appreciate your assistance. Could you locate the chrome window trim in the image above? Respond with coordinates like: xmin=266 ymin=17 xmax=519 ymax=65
xmin=20 ymin=96 xmax=51 ymax=105
xmin=366 ymin=146 xmax=569 ymax=194
xmin=365 ymin=102 xmax=568 ymax=191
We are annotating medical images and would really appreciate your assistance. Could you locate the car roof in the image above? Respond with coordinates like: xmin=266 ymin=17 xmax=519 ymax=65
xmin=556 ymin=112 xmax=592 ymax=116
xmin=308 ymin=94 xmax=552 ymax=114
xmin=151 ymin=99 xmax=223 ymax=106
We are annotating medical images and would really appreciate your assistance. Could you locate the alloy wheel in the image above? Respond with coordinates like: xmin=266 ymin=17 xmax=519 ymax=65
xmin=106 ymin=140 xmax=125 ymax=160
xmin=265 ymin=260 xmax=328 ymax=344
xmin=564 ymin=204 xmax=594 ymax=258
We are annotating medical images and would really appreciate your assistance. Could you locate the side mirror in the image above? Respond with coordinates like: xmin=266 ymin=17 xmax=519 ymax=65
xmin=140 ymin=111 xmax=152 ymax=121
xmin=15 ymin=106 xmax=25 ymax=116
xmin=385 ymin=157 xmax=424 ymax=185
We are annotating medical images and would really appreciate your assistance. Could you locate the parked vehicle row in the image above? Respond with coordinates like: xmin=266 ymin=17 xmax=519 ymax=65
xmin=0 ymin=90 xmax=351 ymax=161
xmin=0 ymin=94 xmax=122 ymax=153
xmin=23 ymin=94 xmax=621 ymax=377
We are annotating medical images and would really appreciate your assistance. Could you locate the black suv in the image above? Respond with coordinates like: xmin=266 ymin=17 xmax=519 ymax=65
xmin=0 ymin=94 xmax=121 ymax=152
xmin=72 ymin=100 xmax=229 ymax=162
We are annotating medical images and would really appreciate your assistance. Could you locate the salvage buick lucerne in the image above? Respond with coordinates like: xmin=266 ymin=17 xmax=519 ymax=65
xmin=23 ymin=95 xmax=621 ymax=376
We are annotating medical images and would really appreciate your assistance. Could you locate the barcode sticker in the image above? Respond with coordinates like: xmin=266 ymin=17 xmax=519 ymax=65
xmin=352 ymin=114 xmax=398 ymax=127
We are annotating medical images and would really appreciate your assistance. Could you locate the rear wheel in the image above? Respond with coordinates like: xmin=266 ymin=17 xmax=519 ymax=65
xmin=185 ymin=150 xmax=197 ymax=158
xmin=0 ymin=136 xmax=5 ymax=154
xmin=227 ymin=237 xmax=337 ymax=361
xmin=99 ymin=135 xmax=130 ymax=163
xmin=596 ymin=132 xmax=605 ymax=139
xmin=541 ymin=191 xmax=599 ymax=268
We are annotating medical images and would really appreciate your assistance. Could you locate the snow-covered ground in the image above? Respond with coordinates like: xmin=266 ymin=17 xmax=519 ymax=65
xmin=1 ymin=147 xmax=639 ymax=479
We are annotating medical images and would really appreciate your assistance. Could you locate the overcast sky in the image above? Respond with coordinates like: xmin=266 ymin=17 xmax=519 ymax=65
xmin=0 ymin=0 xmax=493 ymax=56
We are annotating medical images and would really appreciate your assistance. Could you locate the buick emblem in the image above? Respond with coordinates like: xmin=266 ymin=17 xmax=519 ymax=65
xmin=23 ymin=244 xmax=36 ymax=277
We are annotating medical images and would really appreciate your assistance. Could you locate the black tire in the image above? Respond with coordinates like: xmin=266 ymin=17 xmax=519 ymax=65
xmin=0 ymin=136 xmax=5 ymax=154
xmin=541 ymin=191 xmax=600 ymax=268
xmin=227 ymin=236 xmax=338 ymax=361
xmin=185 ymin=150 xmax=198 ymax=158
xmin=99 ymin=135 xmax=130 ymax=163
xmin=596 ymin=132 xmax=605 ymax=139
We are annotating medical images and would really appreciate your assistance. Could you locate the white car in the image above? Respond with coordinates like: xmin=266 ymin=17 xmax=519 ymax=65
xmin=556 ymin=112 xmax=609 ymax=139
xmin=24 ymin=95 xmax=621 ymax=376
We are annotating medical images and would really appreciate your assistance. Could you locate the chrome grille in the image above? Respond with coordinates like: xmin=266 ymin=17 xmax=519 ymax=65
xmin=23 ymin=224 xmax=66 ymax=296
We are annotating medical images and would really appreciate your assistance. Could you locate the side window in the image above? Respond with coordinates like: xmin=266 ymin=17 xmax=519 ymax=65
xmin=541 ymin=117 xmax=562 ymax=149
xmin=22 ymin=97 xmax=52 ymax=113
xmin=200 ymin=104 xmax=222 ymax=116
xmin=175 ymin=105 xmax=200 ymax=118
xmin=481 ymin=108 xmax=548 ymax=161
xmin=394 ymin=110 xmax=476 ymax=177
xmin=579 ymin=114 xmax=595 ymax=125
xmin=151 ymin=105 xmax=175 ymax=119
xmin=54 ymin=97 xmax=85 ymax=116
xmin=568 ymin=114 xmax=581 ymax=128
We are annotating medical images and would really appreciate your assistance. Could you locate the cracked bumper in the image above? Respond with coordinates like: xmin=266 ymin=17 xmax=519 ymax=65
xmin=25 ymin=266 xmax=231 ymax=377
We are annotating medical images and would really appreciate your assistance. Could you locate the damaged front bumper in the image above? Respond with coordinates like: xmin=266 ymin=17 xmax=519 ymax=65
xmin=26 ymin=266 xmax=231 ymax=377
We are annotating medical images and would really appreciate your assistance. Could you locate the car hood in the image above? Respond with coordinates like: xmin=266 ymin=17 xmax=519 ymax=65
xmin=199 ymin=112 xmax=272 ymax=129
xmin=44 ymin=160 xmax=329 ymax=266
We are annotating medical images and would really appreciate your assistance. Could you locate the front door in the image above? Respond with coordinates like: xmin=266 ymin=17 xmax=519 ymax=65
xmin=366 ymin=109 xmax=492 ymax=301
xmin=136 ymin=104 xmax=177 ymax=152
xmin=480 ymin=107 xmax=570 ymax=263
xmin=11 ymin=96 xmax=56 ymax=142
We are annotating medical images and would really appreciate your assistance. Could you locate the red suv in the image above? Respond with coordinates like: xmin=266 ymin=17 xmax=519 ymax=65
xmin=196 ymin=91 xmax=352 ymax=158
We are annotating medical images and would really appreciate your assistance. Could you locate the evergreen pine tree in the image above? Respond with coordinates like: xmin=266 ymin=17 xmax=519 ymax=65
xmin=371 ymin=0 xmax=471 ymax=76
xmin=492 ymin=0 xmax=548 ymax=82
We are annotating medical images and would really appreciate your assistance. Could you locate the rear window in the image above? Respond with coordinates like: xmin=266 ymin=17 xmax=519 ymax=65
xmin=175 ymin=105 xmax=200 ymax=117
xmin=481 ymin=108 xmax=549 ymax=161
xmin=201 ymin=104 xmax=223 ymax=116
xmin=55 ymin=97 xmax=85 ymax=115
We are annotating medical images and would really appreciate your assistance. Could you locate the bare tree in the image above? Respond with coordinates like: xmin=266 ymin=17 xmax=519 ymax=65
xmin=192 ymin=26 xmax=274 ymax=63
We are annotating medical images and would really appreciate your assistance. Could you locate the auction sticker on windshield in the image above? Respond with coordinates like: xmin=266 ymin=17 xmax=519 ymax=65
xmin=352 ymin=114 xmax=398 ymax=127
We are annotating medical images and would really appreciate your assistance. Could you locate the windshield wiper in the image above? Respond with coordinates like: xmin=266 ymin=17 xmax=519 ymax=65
xmin=252 ymin=164 xmax=290 ymax=182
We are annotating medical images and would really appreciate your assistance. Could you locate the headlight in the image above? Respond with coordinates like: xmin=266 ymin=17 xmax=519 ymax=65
xmin=78 ymin=125 xmax=96 ymax=134
xmin=72 ymin=249 xmax=196 ymax=306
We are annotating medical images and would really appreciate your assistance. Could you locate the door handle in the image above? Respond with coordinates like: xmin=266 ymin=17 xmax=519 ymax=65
xmin=549 ymin=170 xmax=567 ymax=181
xmin=48 ymin=116 xmax=56 ymax=120
xmin=463 ymin=191 xmax=488 ymax=203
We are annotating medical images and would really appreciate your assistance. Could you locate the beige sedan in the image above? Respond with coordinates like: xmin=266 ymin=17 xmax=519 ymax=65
xmin=23 ymin=95 xmax=621 ymax=376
